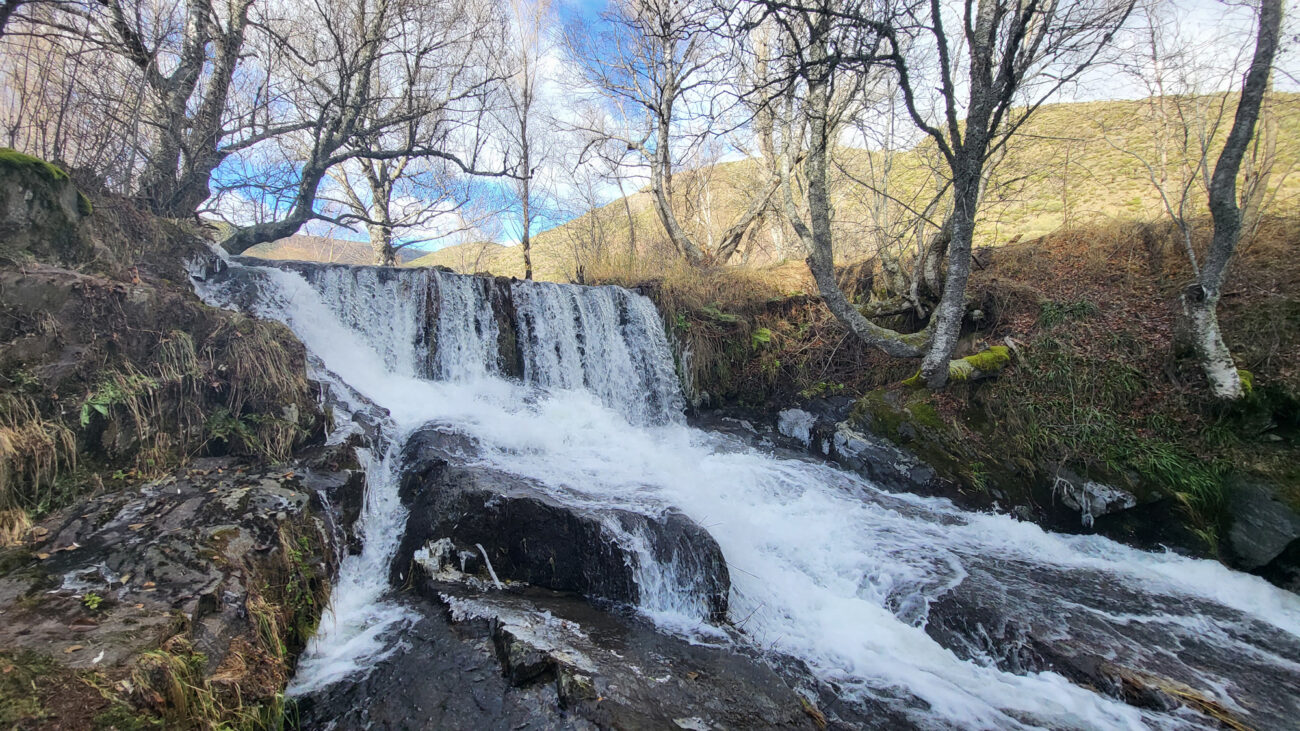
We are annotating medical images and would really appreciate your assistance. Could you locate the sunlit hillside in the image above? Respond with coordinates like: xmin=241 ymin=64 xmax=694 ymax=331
xmin=242 ymin=234 xmax=425 ymax=265
xmin=409 ymin=92 xmax=1300 ymax=281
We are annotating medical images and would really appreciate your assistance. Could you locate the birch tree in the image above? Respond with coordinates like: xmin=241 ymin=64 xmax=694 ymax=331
xmin=1186 ymin=0 xmax=1282 ymax=400
xmin=498 ymin=0 xmax=553 ymax=280
xmin=570 ymin=0 xmax=776 ymax=266
xmin=746 ymin=0 xmax=1134 ymax=386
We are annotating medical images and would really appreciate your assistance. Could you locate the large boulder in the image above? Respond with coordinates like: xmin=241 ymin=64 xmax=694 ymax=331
xmin=393 ymin=425 xmax=730 ymax=622
xmin=0 ymin=149 xmax=95 ymax=266
xmin=1226 ymin=477 xmax=1300 ymax=571
xmin=294 ymin=585 xmax=827 ymax=730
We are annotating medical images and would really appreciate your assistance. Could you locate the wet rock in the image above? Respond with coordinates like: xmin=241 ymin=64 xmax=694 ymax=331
xmin=1048 ymin=468 xmax=1138 ymax=528
xmin=1259 ymin=539 xmax=1300 ymax=593
xmin=295 ymin=582 xmax=819 ymax=730
xmin=489 ymin=275 xmax=525 ymax=378
xmin=829 ymin=423 xmax=940 ymax=494
xmin=1226 ymin=477 xmax=1300 ymax=571
xmin=297 ymin=441 xmax=368 ymax=557
xmin=291 ymin=596 xmax=578 ymax=730
xmin=0 ymin=456 xmax=336 ymax=709
xmin=394 ymin=426 xmax=730 ymax=621
xmin=920 ymin=557 xmax=1300 ymax=730
xmin=776 ymin=407 xmax=819 ymax=447
xmin=767 ymin=400 xmax=949 ymax=497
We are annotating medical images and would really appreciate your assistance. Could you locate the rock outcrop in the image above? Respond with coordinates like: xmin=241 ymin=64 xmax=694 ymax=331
xmin=294 ymin=585 xmax=829 ymax=730
xmin=1226 ymin=477 xmax=1300 ymax=574
xmin=394 ymin=425 xmax=731 ymax=622
xmin=0 ymin=149 xmax=95 ymax=266
xmin=0 ymin=453 xmax=352 ymax=726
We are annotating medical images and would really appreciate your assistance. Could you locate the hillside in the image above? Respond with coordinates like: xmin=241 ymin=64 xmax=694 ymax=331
xmin=243 ymin=234 xmax=425 ymax=265
xmin=411 ymin=93 xmax=1300 ymax=281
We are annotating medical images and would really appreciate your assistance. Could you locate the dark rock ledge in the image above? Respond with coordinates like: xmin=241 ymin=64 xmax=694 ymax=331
xmin=0 ymin=448 xmax=360 ymax=726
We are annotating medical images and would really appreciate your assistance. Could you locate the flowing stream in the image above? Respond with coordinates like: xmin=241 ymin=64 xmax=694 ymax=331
xmin=196 ymin=259 xmax=1300 ymax=730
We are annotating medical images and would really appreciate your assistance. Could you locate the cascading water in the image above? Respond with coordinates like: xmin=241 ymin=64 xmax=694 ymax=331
xmin=195 ymin=257 xmax=1300 ymax=729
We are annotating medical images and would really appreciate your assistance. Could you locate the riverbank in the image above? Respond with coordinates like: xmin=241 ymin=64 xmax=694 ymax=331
xmin=0 ymin=153 xmax=345 ymax=728
xmin=594 ymin=218 xmax=1300 ymax=581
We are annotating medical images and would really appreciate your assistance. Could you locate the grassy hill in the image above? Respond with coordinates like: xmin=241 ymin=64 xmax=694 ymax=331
xmin=410 ymin=93 xmax=1300 ymax=281
xmin=242 ymin=234 xmax=425 ymax=265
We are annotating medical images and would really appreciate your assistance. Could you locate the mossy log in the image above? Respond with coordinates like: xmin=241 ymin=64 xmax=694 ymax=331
xmin=902 ymin=345 xmax=1012 ymax=388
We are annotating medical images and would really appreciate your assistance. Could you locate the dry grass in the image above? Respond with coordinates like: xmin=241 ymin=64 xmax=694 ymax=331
xmin=203 ymin=317 xmax=313 ymax=462
xmin=0 ymin=395 xmax=76 ymax=513
xmin=957 ymin=216 xmax=1300 ymax=538
xmin=0 ymin=508 xmax=32 ymax=547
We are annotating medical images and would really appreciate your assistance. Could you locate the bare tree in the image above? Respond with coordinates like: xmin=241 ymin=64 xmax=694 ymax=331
xmin=216 ymin=0 xmax=505 ymax=254
xmin=79 ymin=0 xmax=288 ymax=217
xmin=1 ymin=5 xmax=148 ymax=188
xmin=1187 ymin=0 xmax=1282 ymax=400
xmin=757 ymin=2 xmax=932 ymax=359
xmin=498 ymin=0 xmax=553 ymax=279
xmin=324 ymin=155 xmax=476 ymax=265
xmin=1104 ymin=0 xmax=1250 ymax=275
xmin=569 ymin=0 xmax=775 ymax=266
xmin=746 ymin=0 xmax=1133 ymax=385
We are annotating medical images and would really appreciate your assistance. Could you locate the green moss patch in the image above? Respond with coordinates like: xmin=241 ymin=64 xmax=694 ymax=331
xmin=0 ymin=148 xmax=72 ymax=183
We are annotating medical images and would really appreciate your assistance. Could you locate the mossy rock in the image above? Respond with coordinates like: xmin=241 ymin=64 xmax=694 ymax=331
xmin=0 ymin=149 xmax=95 ymax=266
xmin=849 ymin=388 xmax=972 ymax=483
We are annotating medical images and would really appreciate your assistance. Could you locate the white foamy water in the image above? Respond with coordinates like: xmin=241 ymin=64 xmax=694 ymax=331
xmin=196 ymin=258 xmax=1300 ymax=729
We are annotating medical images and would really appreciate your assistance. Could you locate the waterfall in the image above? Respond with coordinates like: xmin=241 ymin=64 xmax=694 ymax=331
xmin=195 ymin=258 xmax=1300 ymax=730
xmin=512 ymin=280 xmax=684 ymax=426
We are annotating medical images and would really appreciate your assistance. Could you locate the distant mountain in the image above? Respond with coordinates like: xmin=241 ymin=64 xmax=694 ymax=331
xmin=242 ymin=234 xmax=425 ymax=265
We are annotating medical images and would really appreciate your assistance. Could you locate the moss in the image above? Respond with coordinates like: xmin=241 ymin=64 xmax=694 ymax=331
xmin=965 ymin=346 xmax=1011 ymax=372
xmin=903 ymin=395 xmax=945 ymax=430
xmin=949 ymin=346 xmax=1011 ymax=382
xmin=0 ymin=148 xmax=93 ymax=265
xmin=92 ymin=704 xmax=163 ymax=730
xmin=0 ymin=148 xmax=72 ymax=184
xmin=0 ymin=652 xmax=55 ymax=725
xmin=1237 ymin=369 xmax=1254 ymax=395
xmin=851 ymin=389 xmax=946 ymax=440
xmin=851 ymin=390 xmax=903 ymax=438
xmin=898 ymin=347 xmax=1012 ymax=388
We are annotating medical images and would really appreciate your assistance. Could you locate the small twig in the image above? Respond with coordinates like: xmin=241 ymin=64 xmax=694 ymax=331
xmin=734 ymin=602 xmax=766 ymax=631
xmin=476 ymin=543 xmax=504 ymax=590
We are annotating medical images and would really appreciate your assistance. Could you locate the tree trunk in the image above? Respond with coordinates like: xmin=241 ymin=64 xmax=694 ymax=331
xmin=792 ymin=21 xmax=927 ymax=360
xmin=1190 ymin=0 xmax=1281 ymax=400
xmin=369 ymin=223 xmax=395 ymax=266
xmin=1183 ymin=288 xmax=1244 ymax=399
xmin=220 ymin=161 xmax=330 ymax=255
xmin=221 ymin=216 xmax=304 ymax=256
xmin=522 ymin=197 xmax=533 ymax=281
xmin=0 ymin=0 xmax=23 ymax=36
xmin=919 ymin=160 xmax=980 ymax=388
